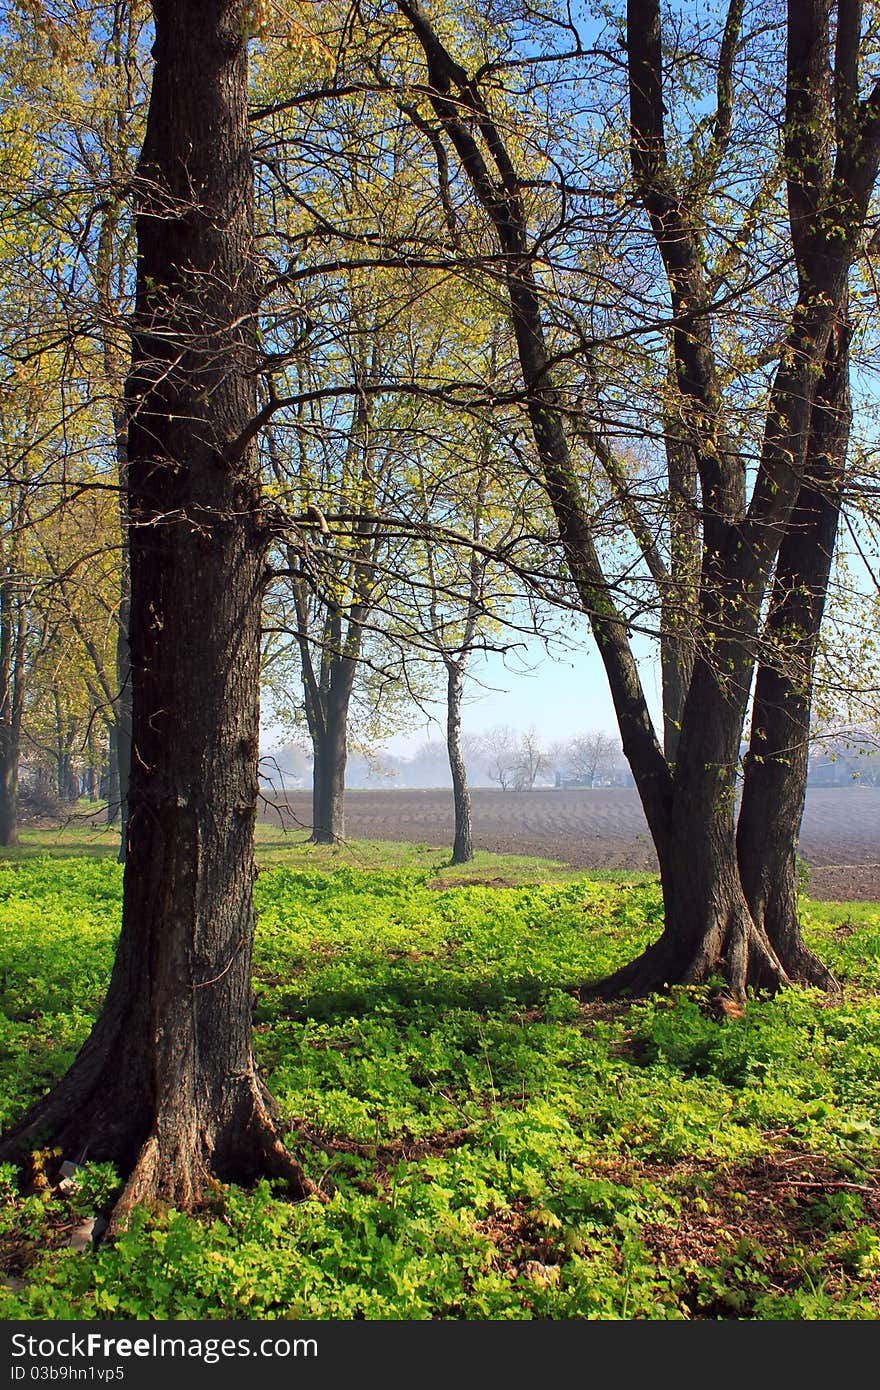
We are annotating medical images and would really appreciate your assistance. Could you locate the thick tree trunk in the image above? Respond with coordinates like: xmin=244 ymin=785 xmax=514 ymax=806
xmin=115 ymin=639 xmax=131 ymax=858
xmin=105 ymin=722 xmax=121 ymax=824
xmin=311 ymin=712 xmax=347 ymax=844
xmin=114 ymin=413 xmax=132 ymax=861
xmin=585 ymin=679 xmax=788 ymax=1001
xmin=445 ymin=660 xmax=472 ymax=864
xmin=659 ymin=622 xmax=690 ymax=766
xmin=0 ymin=0 xmax=312 ymax=1219
xmin=585 ymin=617 xmax=789 ymax=1000
xmin=0 ymin=578 xmax=21 ymax=845
xmin=737 ymin=323 xmax=849 ymax=992
xmin=661 ymin=433 xmax=698 ymax=765
xmin=0 ymin=722 xmax=18 ymax=847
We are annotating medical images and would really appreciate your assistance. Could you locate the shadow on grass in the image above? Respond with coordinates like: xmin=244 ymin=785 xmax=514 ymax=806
xmin=256 ymin=963 xmax=595 ymax=1026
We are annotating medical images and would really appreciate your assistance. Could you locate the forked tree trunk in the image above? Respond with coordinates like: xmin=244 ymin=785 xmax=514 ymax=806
xmin=737 ymin=322 xmax=850 ymax=992
xmin=585 ymin=655 xmax=788 ymax=1000
xmin=0 ymin=0 xmax=312 ymax=1220
xmin=445 ymin=660 xmax=472 ymax=864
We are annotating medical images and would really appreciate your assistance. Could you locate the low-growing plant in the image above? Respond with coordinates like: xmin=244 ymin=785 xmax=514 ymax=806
xmin=0 ymin=847 xmax=877 ymax=1320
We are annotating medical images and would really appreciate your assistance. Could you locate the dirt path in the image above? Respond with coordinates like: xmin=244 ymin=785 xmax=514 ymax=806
xmin=260 ymin=786 xmax=880 ymax=901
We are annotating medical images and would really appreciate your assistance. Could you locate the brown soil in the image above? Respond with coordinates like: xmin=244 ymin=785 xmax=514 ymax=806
xmin=463 ymin=1148 xmax=880 ymax=1315
xmin=260 ymin=786 xmax=880 ymax=901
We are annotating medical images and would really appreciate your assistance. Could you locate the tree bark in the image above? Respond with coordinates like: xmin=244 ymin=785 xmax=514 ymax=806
xmin=310 ymin=693 xmax=348 ymax=844
xmin=0 ymin=0 xmax=312 ymax=1220
xmin=0 ymin=723 xmax=18 ymax=846
xmin=107 ymin=404 xmax=132 ymax=864
xmin=0 ymin=571 xmax=24 ymax=847
xmin=105 ymin=721 xmax=121 ymax=824
xmin=114 ymin=543 xmax=132 ymax=861
xmin=587 ymin=644 xmax=788 ymax=999
xmin=737 ymin=318 xmax=850 ymax=992
xmin=445 ymin=659 xmax=472 ymax=864
xmin=399 ymin=0 xmax=880 ymax=997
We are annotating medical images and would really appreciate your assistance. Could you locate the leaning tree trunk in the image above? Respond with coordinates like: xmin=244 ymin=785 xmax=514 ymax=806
xmin=0 ymin=0 xmax=312 ymax=1220
xmin=445 ymin=659 xmax=473 ymax=864
xmin=737 ymin=321 xmax=850 ymax=992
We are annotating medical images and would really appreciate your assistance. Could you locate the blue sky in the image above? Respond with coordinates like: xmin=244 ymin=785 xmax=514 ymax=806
xmin=261 ymin=626 xmax=662 ymax=760
xmin=397 ymin=633 xmax=660 ymax=754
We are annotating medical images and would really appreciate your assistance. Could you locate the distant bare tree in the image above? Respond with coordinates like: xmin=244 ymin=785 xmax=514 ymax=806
xmin=512 ymin=725 xmax=549 ymax=790
xmin=557 ymin=732 xmax=619 ymax=788
xmin=478 ymin=724 xmax=519 ymax=791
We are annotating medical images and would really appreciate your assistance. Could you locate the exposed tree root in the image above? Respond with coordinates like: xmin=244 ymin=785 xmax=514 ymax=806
xmin=0 ymin=1045 xmax=318 ymax=1235
xmin=581 ymin=910 xmax=793 ymax=1002
xmin=780 ymin=945 xmax=840 ymax=992
xmin=107 ymin=1081 xmax=318 ymax=1234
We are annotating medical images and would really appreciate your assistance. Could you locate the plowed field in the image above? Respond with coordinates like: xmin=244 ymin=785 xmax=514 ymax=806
xmin=260 ymin=786 xmax=880 ymax=901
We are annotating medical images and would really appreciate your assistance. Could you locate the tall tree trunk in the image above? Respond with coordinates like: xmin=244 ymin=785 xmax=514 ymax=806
xmin=0 ymin=722 xmax=18 ymax=846
xmin=103 ymin=402 xmax=132 ymax=859
xmin=0 ymin=574 xmax=23 ymax=847
xmin=660 ymin=432 xmax=698 ymax=764
xmin=445 ymin=659 xmax=472 ymax=864
xmin=0 ymin=0 xmax=312 ymax=1220
xmin=588 ymin=649 xmax=787 ymax=999
xmin=397 ymin=0 xmax=880 ymax=998
xmin=105 ymin=721 xmax=121 ymax=823
xmin=311 ymin=701 xmax=347 ymax=844
xmin=53 ymin=701 xmax=77 ymax=803
xmin=113 ymin=414 xmax=132 ymax=861
xmin=737 ymin=320 xmax=850 ymax=991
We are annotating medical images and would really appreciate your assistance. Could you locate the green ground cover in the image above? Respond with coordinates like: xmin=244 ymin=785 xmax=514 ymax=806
xmin=0 ymin=839 xmax=878 ymax=1319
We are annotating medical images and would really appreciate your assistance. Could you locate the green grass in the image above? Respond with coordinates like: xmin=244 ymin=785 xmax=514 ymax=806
xmin=6 ymin=816 xmax=588 ymax=885
xmin=0 ymin=837 xmax=877 ymax=1320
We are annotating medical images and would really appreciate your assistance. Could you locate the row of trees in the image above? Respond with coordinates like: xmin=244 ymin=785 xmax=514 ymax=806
xmin=475 ymin=726 xmax=623 ymax=791
xmin=273 ymin=726 xmax=624 ymax=791
xmin=1 ymin=0 xmax=880 ymax=1222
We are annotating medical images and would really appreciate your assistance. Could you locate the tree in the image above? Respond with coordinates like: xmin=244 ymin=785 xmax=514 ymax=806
xmin=0 ymin=492 xmax=28 ymax=843
xmin=0 ymin=0 xmax=313 ymax=1219
xmin=478 ymin=723 xmax=519 ymax=790
xmin=393 ymin=0 xmax=880 ymax=995
xmin=512 ymin=725 xmax=548 ymax=790
xmin=402 ymin=375 xmax=534 ymax=859
xmin=0 ymin=2 xmax=150 ymax=851
xmin=256 ymin=85 xmax=459 ymax=844
xmin=556 ymin=732 xmax=619 ymax=788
